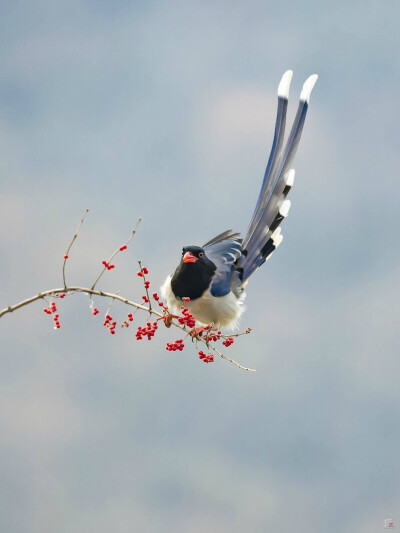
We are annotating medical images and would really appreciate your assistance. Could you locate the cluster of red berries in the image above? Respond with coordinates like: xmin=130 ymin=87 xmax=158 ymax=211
xmin=198 ymin=350 xmax=214 ymax=363
xmin=103 ymin=314 xmax=117 ymax=334
xmin=135 ymin=321 xmax=158 ymax=340
xmin=53 ymin=313 xmax=61 ymax=328
xmin=119 ymin=245 xmax=127 ymax=251
xmin=152 ymin=292 xmax=165 ymax=307
xmin=121 ymin=313 xmax=134 ymax=328
xmin=92 ymin=308 xmax=99 ymax=316
xmin=137 ymin=266 xmax=149 ymax=277
xmin=102 ymin=260 xmax=115 ymax=270
xmin=166 ymin=339 xmax=184 ymax=351
xmin=222 ymin=337 xmax=234 ymax=347
xmin=54 ymin=293 xmax=66 ymax=299
xmin=43 ymin=302 xmax=55 ymax=314
xmin=142 ymin=295 xmax=149 ymax=303
xmin=177 ymin=307 xmax=196 ymax=328
xmin=43 ymin=301 xmax=60 ymax=329
xmin=144 ymin=280 xmax=150 ymax=289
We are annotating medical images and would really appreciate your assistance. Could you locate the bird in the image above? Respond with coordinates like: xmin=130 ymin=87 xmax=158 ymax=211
xmin=161 ymin=70 xmax=318 ymax=330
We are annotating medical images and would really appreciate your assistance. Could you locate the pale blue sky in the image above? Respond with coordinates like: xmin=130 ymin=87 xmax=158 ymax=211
xmin=1 ymin=1 xmax=400 ymax=532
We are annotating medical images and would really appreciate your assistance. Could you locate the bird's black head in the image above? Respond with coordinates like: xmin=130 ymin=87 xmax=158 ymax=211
xmin=181 ymin=245 xmax=206 ymax=264
xmin=171 ymin=245 xmax=216 ymax=301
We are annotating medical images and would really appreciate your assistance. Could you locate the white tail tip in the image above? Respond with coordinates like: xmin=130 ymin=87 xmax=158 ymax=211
xmin=285 ymin=169 xmax=295 ymax=187
xmin=271 ymin=227 xmax=283 ymax=247
xmin=274 ymin=234 xmax=283 ymax=247
xmin=300 ymin=74 xmax=318 ymax=103
xmin=279 ymin=199 xmax=291 ymax=217
xmin=278 ymin=70 xmax=293 ymax=99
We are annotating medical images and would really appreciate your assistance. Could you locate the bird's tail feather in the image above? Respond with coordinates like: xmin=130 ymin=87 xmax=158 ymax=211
xmin=240 ymin=72 xmax=318 ymax=282
xmin=244 ymin=70 xmax=292 ymax=245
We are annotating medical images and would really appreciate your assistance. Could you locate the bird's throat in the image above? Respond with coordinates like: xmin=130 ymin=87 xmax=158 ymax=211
xmin=170 ymin=262 xmax=215 ymax=301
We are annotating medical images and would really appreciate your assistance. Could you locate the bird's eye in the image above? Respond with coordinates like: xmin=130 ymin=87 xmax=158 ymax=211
xmin=199 ymin=252 xmax=204 ymax=258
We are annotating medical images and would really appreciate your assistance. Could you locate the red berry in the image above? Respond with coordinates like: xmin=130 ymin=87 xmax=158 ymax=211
xmin=137 ymin=271 xmax=143 ymax=277
xmin=64 ymin=254 xmax=68 ymax=259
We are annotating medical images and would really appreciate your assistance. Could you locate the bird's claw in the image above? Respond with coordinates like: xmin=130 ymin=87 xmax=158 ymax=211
xmin=160 ymin=313 xmax=179 ymax=328
xmin=189 ymin=325 xmax=215 ymax=340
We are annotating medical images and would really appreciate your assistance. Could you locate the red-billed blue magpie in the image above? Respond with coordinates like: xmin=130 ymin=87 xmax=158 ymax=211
xmin=161 ymin=71 xmax=318 ymax=329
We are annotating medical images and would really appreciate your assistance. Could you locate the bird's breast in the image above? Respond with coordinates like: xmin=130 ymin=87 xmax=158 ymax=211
xmin=161 ymin=276 xmax=246 ymax=330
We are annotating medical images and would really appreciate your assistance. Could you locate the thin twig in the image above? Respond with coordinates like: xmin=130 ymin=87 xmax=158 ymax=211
xmin=91 ymin=217 xmax=142 ymax=291
xmin=63 ymin=209 xmax=89 ymax=288
xmin=209 ymin=345 xmax=256 ymax=373
xmin=105 ymin=290 xmax=120 ymax=318
xmin=221 ymin=327 xmax=252 ymax=339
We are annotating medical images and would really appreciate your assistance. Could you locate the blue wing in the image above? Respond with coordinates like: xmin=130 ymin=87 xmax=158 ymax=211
xmin=203 ymin=232 xmax=242 ymax=297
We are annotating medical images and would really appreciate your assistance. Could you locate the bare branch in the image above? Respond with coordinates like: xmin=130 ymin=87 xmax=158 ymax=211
xmin=1 ymin=213 xmax=255 ymax=372
xmin=0 ymin=287 xmax=152 ymax=319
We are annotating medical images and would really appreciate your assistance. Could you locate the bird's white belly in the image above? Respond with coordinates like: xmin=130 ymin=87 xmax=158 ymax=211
xmin=161 ymin=276 xmax=245 ymax=329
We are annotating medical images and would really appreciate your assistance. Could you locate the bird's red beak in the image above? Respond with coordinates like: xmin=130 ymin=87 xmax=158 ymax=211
xmin=183 ymin=252 xmax=198 ymax=263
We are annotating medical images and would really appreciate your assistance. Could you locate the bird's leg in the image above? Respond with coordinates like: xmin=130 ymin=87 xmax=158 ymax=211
xmin=204 ymin=322 xmax=215 ymax=345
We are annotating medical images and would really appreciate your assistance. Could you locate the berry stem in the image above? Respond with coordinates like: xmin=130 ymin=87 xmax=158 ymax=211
xmin=62 ymin=208 xmax=89 ymax=289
